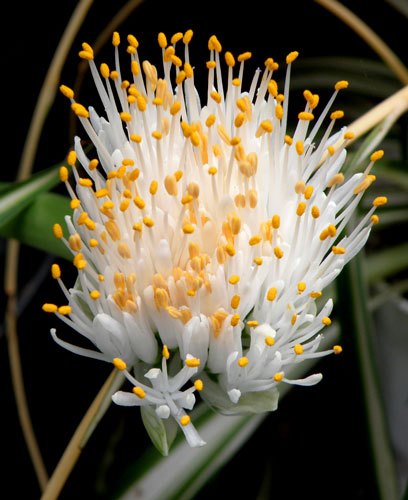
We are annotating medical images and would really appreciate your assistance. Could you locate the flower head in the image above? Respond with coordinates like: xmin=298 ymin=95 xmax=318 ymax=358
xmin=45 ymin=31 xmax=386 ymax=448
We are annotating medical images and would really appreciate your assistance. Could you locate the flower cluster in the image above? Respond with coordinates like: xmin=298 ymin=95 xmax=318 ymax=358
xmin=43 ymin=30 xmax=386 ymax=448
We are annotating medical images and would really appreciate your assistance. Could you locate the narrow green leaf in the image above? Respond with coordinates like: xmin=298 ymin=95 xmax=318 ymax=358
xmin=0 ymin=192 xmax=72 ymax=259
xmin=366 ymin=243 xmax=408 ymax=284
xmin=140 ymin=406 xmax=178 ymax=457
xmin=337 ymin=254 xmax=399 ymax=500
xmin=0 ymin=166 xmax=63 ymax=230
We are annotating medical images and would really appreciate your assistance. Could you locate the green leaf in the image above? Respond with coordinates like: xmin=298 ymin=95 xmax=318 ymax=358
xmin=0 ymin=166 xmax=63 ymax=230
xmin=0 ymin=192 xmax=71 ymax=259
xmin=367 ymin=242 xmax=408 ymax=284
xmin=140 ymin=406 xmax=178 ymax=457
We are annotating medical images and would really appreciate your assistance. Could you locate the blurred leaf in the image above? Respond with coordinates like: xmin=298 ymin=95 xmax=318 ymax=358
xmin=0 ymin=166 xmax=62 ymax=230
xmin=337 ymin=254 xmax=400 ymax=500
xmin=376 ymin=161 xmax=408 ymax=191
xmin=0 ymin=192 xmax=71 ymax=259
xmin=385 ymin=0 xmax=408 ymax=18
xmin=140 ymin=406 xmax=178 ymax=457
xmin=367 ymin=243 xmax=408 ymax=284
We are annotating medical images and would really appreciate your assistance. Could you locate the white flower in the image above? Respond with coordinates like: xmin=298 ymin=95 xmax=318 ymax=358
xmin=43 ymin=30 xmax=387 ymax=448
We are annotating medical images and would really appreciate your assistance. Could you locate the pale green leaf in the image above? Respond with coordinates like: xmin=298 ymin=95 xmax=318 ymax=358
xmin=141 ymin=406 xmax=178 ymax=457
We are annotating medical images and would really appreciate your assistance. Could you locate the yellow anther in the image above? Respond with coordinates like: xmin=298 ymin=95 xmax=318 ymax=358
xmin=158 ymin=32 xmax=167 ymax=48
xmin=89 ymin=239 xmax=98 ymax=247
xmin=272 ymin=215 xmax=280 ymax=229
xmin=163 ymin=46 xmax=175 ymax=63
xmin=67 ymin=151 xmax=77 ymax=167
xmin=183 ymin=63 xmax=193 ymax=79
xmin=95 ymin=189 xmax=108 ymax=199
xmin=78 ymin=50 xmax=93 ymax=61
xmin=187 ymin=182 xmax=200 ymax=198
xmin=296 ymin=141 xmax=304 ymax=156
xmin=254 ymin=257 xmax=263 ymax=266
xmin=294 ymin=344 xmax=303 ymax=355
xmin=234 ymin=113 xmax=246 ymax=128
xmin=225 ymin=243 xmax=235 ymax=257
xmin=194 ymin=379 xmax=203 ymax=391
xmin=102 ymin=201 xmax=114 ymax=210
xmin=230 ymin=136 xmax=242 ymax=146
xmin=152 ymin=97 xmax=163 ymax=106
xmin=168 ymin=102 xmax=181 ymax=117
xmin=100 ymin=63 xmax=110 ymax=79
xmin=327 ymin=173 xmax=344 ymax=188
xmin=210 ymin=91 xmax=222 ymax=104
xmin=113 ymin=358 xmax=127 ymax=371
xmin=237 ymin=52 xmax=252 ymax=62
xmin=183 ymin=29 xmax=193 ymax=44
xmin=320 ymin=229 xmax=329 ymax=241
xmin=121 ymin=80 xmax=130 ymax=90
xmin=332 ymin=246 xmax=346 ymax=255
xmin=330 ymin=110 xmax=344 ymax=120
xmin=59 ymin=166 xmax=69 ymax=183
xmin=335 ymin=80 xmax=349 ymax=90
xmin=327 ymin=224 xmax=337 ymax=237
xmin=225 ymin=51 xmax=235 ymax=67
xmin=274 ymin=247 xmax=284 ymax=259
xmin=190 ymin=131 xmax=201 ymax=147
xmin=182 ymin=224 xmax=195 ymax=234
xmin=265 ymin=336 xmax=275 ymax=346
xmin=297 ymin=282 xmax=306 ymax=293
xmin=207 ymin=166 xmax=217 ymax=176
xmin=78 ymin=178 xmax=93 ymax=188
xmin=187 ymin=289 xmax=196 ymax=297
xmin=370 ymin=150 xmax=384 ymax=162
xmin=327 ymin=146 xmax=335 ymax=156
xmin=249 ymin=189 xmax=258 ymax=208
xmin=206 ymin=60 xmax=216 ymax=69
xmin=69 ymin=233 xmax=82 ymax=252
xmin=247 ymin=321 xmax=258 ymax=328
xmin=53 ymin=223 xmax=63 ymax=239
xmin=206 ymin=114 xmax=216 ymax=128
xmin=310 ymin=291 xmax=322 ymax=299
xmin=112 ymin=32 xmax=120 ymax=47
xmin=208 ymin=35 xmax=222 ymax=52
xmin=164 ymin=174 xmax=178 ymax=196
xmin=344 ymin=131 xmax=354 ymax=140
xmin=333 ymin=345 xmax=343 ymax=354
xmin=170 ymin=55 xmax=182 ymax=68
xmin=162 ymin=345 xmax=170 ymax=360
xmin=120 ymin=112 xmax=132 ymax=123
xmin=127 ymin=34 xmax=139 ymax=48
xmin=143 ymin=217 xmax=154 ymax=228
xmin=111 ymin=71 xmax=120 ymax=80
xmin=291 ymin=314 xmax=297 ymax=325
xmin=268 ymin=80 xmax=278 ymax=97
xmin=185 ymin=357 xmax=200 ymax=368
xmin=286 ymin=51 xmax=299 ymax=64
xmin=181 ymin=194 xmax=193 ymax=205
xmin=275 ymin=104 xmax=284 ymax=120
xmin=130 ymin=134 xmax=142 ymax=143
xmin=118 ymin=242 xmax=132 ymax=259
xmin=58 ymin=305 xmax=72 ymax=316
xmin=296 ymin=202 xmax=306 ymax=216
xmin=298 ymin=112 xmax=314 ymax=121
xmin=70 ymin=199 xmax=80 ymax=210
xmin=133 ymin=387 xmax=146 ymax=399
xmin=304 ymin=185 xmax=313 ymax=200
xmin=152 ymin=131 xmax=162 ymax=140
xmin=229 ymin=275 xmax=240 ymax=285
xmin=42 ymin=303 xmax=58 ymax=313
xmin=77 ymin=212 xmax=88 ymax=225
xmin=59 ymin=85 xmax=74 ymax=99
xmin=261 ymin=120 xmax=273 ymax=133
xmin=322 ymin=317 xmax=332 ymax=326
xmin=238 ymin=356 xmax=249 ymax=367
xmin=130 ymin=60 xmax=140 ymax=76
xmin=232 ymin=78 xmax=241 ymax=86
xmin=284 ymin=135 xmax=293 ymax=146
xmin=51 ymin=264 xmax=61 ymax=279
xmin=274 ymin=372 xmax=283 ymax=382
xmin=76 ymin=259 xmax=87 ymax=270
xmin=231 ymin=313 xmax=240 ymax=327
xmin=371 ymin=214 xmax=379 ymax=225
xmin=230 ymin=295 xmax=240 ymax=310
xmin=310 ymin=205 xmax=320 ymax=219
xmin=90 ymin=290 xmax=100 ymax=300
xmin=180 ymin=415 xmax=191 ymax=426
xmin=137 ymin=96 xmax=147 ymax=112
xmin=171 ymin=32 xmax=183 ymax=44
xmin=236 ymin=98 xmax=247 ymax=113
xmin=249 ymin=235 xmax=262 ymax=246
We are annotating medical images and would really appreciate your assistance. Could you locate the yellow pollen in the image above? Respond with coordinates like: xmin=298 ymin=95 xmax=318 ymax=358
xmin=274 ymin=373 xmax=283 ymax=382
xmin=112 ymin=32 xmax=120 ymax=47
xmin=42 ymin=303 xmax=58 ymax=313
xmin=274 ymin=247 xmax=284 ymax=259
xmin=225 ymin=51 xmax=235 ymax=67
xmin=296 ymin=202 xmax=306 ymax=216
xmin=170 ymin=101 xmax=181 ymax=116
xmin=296 ymin=141 xmax=304 ymax=156
xmin=100 ymin=63 xmax=110 ymax=79
xmin=185 ymin=358 xmax=200 ymax=368
xmin=98 ymin=274 xmax=105 ymax=282
xmin=59 ymin=166 xmax=69 ymax=182
xmin=162 ymin=345 xmax=170 ymax=360
xmin=320 ymin=228 xmax=329 ymax=241
xmin=335 ymin=80 xmax=349 ymax=90
xmin=327 ymin=173 xmax=344 ymax=188
xmin=67 ymin=151 xmax=77 ymax=166
xmin=230 ymin=313 xmax=240 ymax=327
xmin=249 ymin=235 xmax=262 ymax=246
xmin=90 ymin=290 xmax=100 ymax=300
xmin=238 ymin=356 xmax=249 ymax=367
xmin=294 ymin=344 xmax=303 ymax=355
xmin=286 ymin=51 xmax=299 ymax=64
xmin=206 ymin=60 xmax=216 ymax=69
xmin=291 ymin=314 xmax=297 ymax=325
xmin=249 ymin=189 xmax=258 ymax=208
xmin=118 ymin=243 xmax=132 ymax=259
xmin=261 ymin=120 xmax=273 ymax=133
xmin=143 ymin=217 xmax=154 ymax=228
xmin=231 ymin=295 xmax=240 ymax=310
xmin=328 ymin=224 xmax=337 ymax=237
xmin=208 ymin=166 xmax=218 ymax=175
xmin=194 ymin=380 xmax=203 ymax=391
xmin=171 ymin=32 xmax=183 ymax=44
xmin=134 ymin=196 xmax=146 ymax=210
xmin=271 ymin=215 xmax=280 ymax=229
xmin=268 ymin=80 xmax=278 ymax=97
xmin=129 ymin=168 xmax=140 ymax=181
xmin=89 ymin=159 xmax=99 ymax=171
xmin=229 ymin=275 xmax=240 ymax=285
xmin=113 ymin=358 xmax=127 ymax=371
xmin=344 ymin=131 xmax=354 ymax=140
xmin=71 ymin=103 xmax=89 ymax=118
xmin=182 ymin=224 xmax=195 ymax=234
xmin=53 ymin=223 xmax=63 ymax=239
xmin=371 ymin=215 xmax=379 ymax=225
xmin=78 ymin=50 xmax=93 ymax=61
xmin=95 ymin=188 xmax=109 ymax=198
xmin=152 ymin=130 xmax=162 ymax=140
xmin=187 ymin=289 xmax=196 ymax=297
xmin=158 ymin=32 xmax=167 ymax=48
xmin=79 ymin=178 xmax=93 ymax=188
xmin=332 ymin=246 xmax=346 ymax=254
xmin=297 ymin=282 xmax=306 ymax=293
xmin=267 ymin=287 xmax=277 ymax=301
xmin=370 ymin=150 xmax=384 ymax=162
xmin=232 ymin=78 xmax=241 ymax=86
xmin=225 ymin=243 xmax=235 ymax=257
xmin=237 ymin=52 xmax=251 ymax=62
xmin=133 ymin=387 xmax=146 ymax=399
xmin=275 ymin=104 xmax=284 ymax=120
xmin=59 ymin=85 xmax=74 ymax=99
xmin=304 ymin=185 xmax=313 ymax=200
xmin=265 ymin=336 xmax=275 ymax=346
xmin=373 ymin=196 xmax=388 ymax=207
xmin=206 ymin=114 xmax=216 ymax=127
xmin=211 ymin=91 xmax=222 ymax=104
xmin=298 ymin=112 xmax=314 ymax=121
xmin=89 ymin=238 xmax=98 ymax=248
xmin=311 ymin=206 xmax=320 ymax=218
xmin=180 ymin=415 xmax=191 ymax=427
xmin=120 ymin=112 xmax=132 ymax=122
xmin=183 ymin=29 xmax=193 ymax=44
xmin=322 ymin=317 xmax=332 ymax=326
xmin=333 ymin=345 xmax=343 ymax=355
xmin=127 ymin=34 xmax=139 ymax=48
xmin=310 ymin=292 xmax=322 ymax=298
xmin=295 ymin=181 xmax=306 ymax=194
xmin=190 ymin=131 xmax=200 ymax=147
xmin=51 ymin=264 xmax=61 ymax=279
xmin=181 ymin=194 xmax=194 ymax=205
xmin=111 ymin=71 xmax=119 ymax=80
xmin=330 ymin=110 xmax=344 ymax=120
xmin=58 ymin=306 xmax=72 ymax=316
xmin=247 ymin=321 xmax=258 ymax=328
xmin=254 ymin=257 xmax=263 ymax=266
xmin=165 ymin=174 xmax=178 ymax=196
xmin=284 ymin=135 xmax=293 ymax=146
xmin=130 ymin=134 xmax=142 ymax=143
xmin=70 ymin=199 xmax=80 ymax=210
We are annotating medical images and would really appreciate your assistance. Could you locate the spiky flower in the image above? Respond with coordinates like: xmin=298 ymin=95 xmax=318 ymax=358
xmin=44 ymin=30 xmax=386 ymax=448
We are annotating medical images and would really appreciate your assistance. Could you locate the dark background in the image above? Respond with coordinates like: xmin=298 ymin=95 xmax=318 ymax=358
xmin=2 ymin=0 xmax=406 ymax=498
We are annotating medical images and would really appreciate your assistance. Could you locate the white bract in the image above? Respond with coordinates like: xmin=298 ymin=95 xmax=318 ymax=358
xmin=44 ymin=30 xmax=386 ymax=448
